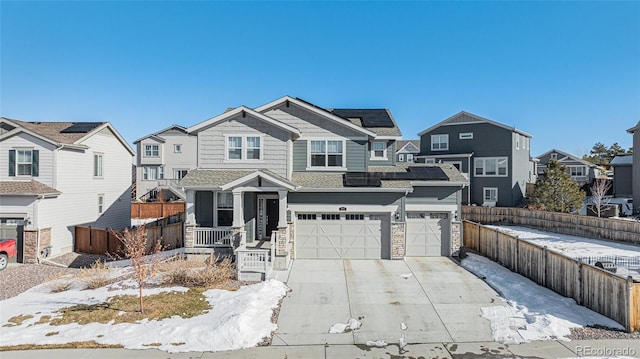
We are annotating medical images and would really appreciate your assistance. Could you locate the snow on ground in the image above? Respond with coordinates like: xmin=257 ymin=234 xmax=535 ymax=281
xmin=461 ymin=253 xmax=624 ymax=344
xmin=487 ymin=225 xmax=640 ymax=277
xmin=0 ymin=269 xmax=288 ymax=353
xmin=130 ymin=218 xmax=160 ymax=227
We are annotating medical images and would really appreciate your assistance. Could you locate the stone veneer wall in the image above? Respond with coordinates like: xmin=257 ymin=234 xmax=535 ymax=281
xmin=288 ymin=222 xmax=295 ymax=258
xmin=391 ymin=222 xmax=406 ymax=259
xmin=23 ymin=229 xmax=38 ymax=264
xmin=184 ymin=224 xmax=195 ymax=248
xmin=450 ymin=221 xmax=461 ymax=256
xmin=39 ymin=228 xmax=52 ymax=258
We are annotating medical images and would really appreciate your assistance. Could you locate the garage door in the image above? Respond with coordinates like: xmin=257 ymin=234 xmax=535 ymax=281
xmin=405 ymin=212 xmax=450 ymax=256
xmin=296 ymin=213 xmax=388 ymax=259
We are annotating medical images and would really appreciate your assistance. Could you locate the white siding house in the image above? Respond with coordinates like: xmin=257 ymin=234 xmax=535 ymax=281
xmin=0 ymin=118 xmax=134 ymax=262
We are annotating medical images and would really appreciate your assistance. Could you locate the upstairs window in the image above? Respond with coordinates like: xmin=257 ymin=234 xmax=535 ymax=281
xmin=550 ymin=153 xmax=558 ymax=160
xmin=475 ymin=157 xmax=508 ymax=177
xmin=459 ymin=132 xmax=473 ymax=140
xmin=94 ymin=153 xmax=104 ymax=178
xmin=371 ymin=141 xmax=387 ymax=159
xmin=8 ymin=149 xmax=39 ymax=177
xmin=174 ymin=144 xmax=182 ymax=153
xmin=144 ymin=144 xmax=159 ymax=157
xmin=226 ymin=135 xmax=262 ymax=160
xmin=174 ymin=169 xmax=188 ymax=179
xmin=310 ymin=140 xmax=344 ymax=168
xmin=143 ymin=166 xmax=164 ymax=180
xmin=98 ymin=194 xmax=105 ymax=214
xmin=568 ymin=166 xmax=586 ymax=176
xmin=431 ymin=134 xmax=449 ymax=151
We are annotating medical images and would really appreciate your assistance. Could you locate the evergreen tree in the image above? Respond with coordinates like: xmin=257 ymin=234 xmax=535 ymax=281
xmin=530 ymin=160 xmax=586 ymax=213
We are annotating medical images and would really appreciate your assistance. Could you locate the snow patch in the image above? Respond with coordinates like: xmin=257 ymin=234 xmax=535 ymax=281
xmin=399 ymin=273 xmax=413 ymax=279
xmin=328 ymin=318 xmax=361 ymax=333
xmin=366 ymin=339 xmax=387 ymax=347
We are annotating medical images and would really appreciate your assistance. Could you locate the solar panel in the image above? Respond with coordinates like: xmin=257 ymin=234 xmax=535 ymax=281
xmin=331 ymin=109 xmax=395 ymax=128
xmin=406 ymin=167 xmax=449 ymax=180
xmin=344 ymin=172 xmax=382 ymax=187
xmin=60 ymin=122 xmax=103 ymax=133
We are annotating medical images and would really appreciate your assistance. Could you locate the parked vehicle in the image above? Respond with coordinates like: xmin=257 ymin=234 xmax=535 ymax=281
xmin=0 ymin=239 xmax=17 ymax=271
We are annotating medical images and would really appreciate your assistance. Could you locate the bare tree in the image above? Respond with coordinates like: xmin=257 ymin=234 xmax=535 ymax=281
xmin=113 ymin=225 xmax=162 ymax=313
xmin=590 ymin=178 xmax=612 ymax=217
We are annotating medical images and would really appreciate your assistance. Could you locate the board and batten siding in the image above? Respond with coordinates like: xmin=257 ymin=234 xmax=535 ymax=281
xmin=0 ymin=132 xmax=56 ymax=186
xmin=37 ymin=128 xmax=132 ymax=255
xmin=197 ymin=114 xmax=289 ymax=178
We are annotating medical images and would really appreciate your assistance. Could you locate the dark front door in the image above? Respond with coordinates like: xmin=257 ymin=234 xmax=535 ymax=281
xmin=266 ymin=199 xmax=279 ymax=237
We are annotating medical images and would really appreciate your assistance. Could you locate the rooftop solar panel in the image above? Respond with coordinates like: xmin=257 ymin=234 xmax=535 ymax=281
xmin=331 ymin=109 xmax=395 ymax=128
xmin=344 ymin=172 xmax=382 ymax=187
xmin=60 ymin=122 xmax=103 ymax=133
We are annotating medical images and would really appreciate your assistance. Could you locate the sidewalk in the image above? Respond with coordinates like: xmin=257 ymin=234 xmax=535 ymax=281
xmin=5 ymin=339 xmax=640 ymax=358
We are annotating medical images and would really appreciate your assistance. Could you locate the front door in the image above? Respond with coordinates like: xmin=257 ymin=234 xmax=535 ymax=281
xmin=266 ymin=198 xmax=279 ymax=238
xmin=257 ymin=195 xmax=279 ymax=239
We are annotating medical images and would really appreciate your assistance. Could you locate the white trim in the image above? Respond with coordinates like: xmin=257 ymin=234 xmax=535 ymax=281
xmin=220 ymin=170 xmax=296 ymax=191
xmin=296 ymin=187 xmax=412 ymax=193
xmin=187 ymin=106 xmax=301 ymax=135
xmin=410 ymin=181 xmax=468 ymax=187
xmin=93 ymin=152 xmax=104 ymax=178
xmin=289 ymin=204 xmax=397 ymax=213
xmin=307 ymin=138 xmax=346 ymax=169
xmin=396 ymin=141 xmax=420 ymax=153
xmin=431 ymin=134 xmax=449 ymax=151
xmin=224 ymin=134 xmax=265 ymax=161
xmin=405 ymin=204 xmax=457 ymax=212
xmin=459 ymin=132 xmax=473 ymax=140
xmin=398 ymin=154 xmax=405 ymax=162
xmin=97 ymin=194 xmax=105 ymax=215
xmin=257 ymin=194 xmax=279 ymax=239
xmin=370 ymin=141 xmax=388 ymax=160
xmin=173 ymin=144 xmax=182 ymax=153
xmin=143 ymin=143 xmax=160 ymax=158
xmin=417 ymin=153 xmax=473 ymax=159
xmin=373 ymin=136 xmax=402 ymax=140
xmin=483 ymin=187 xmax=498 ymax=203
xmin=474 ymin=157 xmax=509 ymax=177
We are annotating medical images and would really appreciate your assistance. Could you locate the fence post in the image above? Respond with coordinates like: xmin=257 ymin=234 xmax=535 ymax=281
xmin=577 ymin=261 xmax=583 ymax=306
xmin=494 ymin=229 xmax=500 ymax=262
xmin=542 ymin=246 xmax=548 ymax=287
xmin=515 ymin=235 xmax=519 ymax=274
xmin=88 ymin=226 xmax=92 ymax=253
xmin=626 ymin=276 xmax=632 ymax=332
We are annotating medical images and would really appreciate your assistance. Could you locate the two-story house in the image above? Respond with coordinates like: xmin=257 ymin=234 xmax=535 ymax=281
xmin=628 ymin=121 xmax=640 ymax=214
xmin=0 ymin=118 xmax=134 ymax=263
xmin=395 ymin=140 xmax=420 ymax=163
xmin=169 ymin=96 xmax=467 ymax=279
xmin=536 ymin=149 xmax=605 ymax=188
xmin=417 ymin=111 xmax=535 ymax=207
xmin=133 ymin=125 xmax=197 ymax=201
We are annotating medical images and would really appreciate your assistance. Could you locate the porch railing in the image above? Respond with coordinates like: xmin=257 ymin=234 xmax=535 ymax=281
xmin=193 ymin=227 xmax=233 ymax=247
xmin=236 ymin=249 xmax=270 ymax=273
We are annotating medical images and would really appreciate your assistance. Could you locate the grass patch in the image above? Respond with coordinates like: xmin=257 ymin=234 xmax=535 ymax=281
xmin=3 ymin=314 xmax=33 ymax=327
xmin=143 ymin=343 xmax=161 ymax=347
xmin=78 ymin=261 xmax=112 ymax=289
xmin=171 ymin=342 xmax=185 ymax=346
xmin=49 ymin=281 xmax=71 ymax=293
xmin=0 ymin=341 xmax=123 ymax=351
xmin=45 ymin=331 xmax=59 ymax=336
xmin=48 ymin=288 xmax=210 ymax=326
xmin=158 ymin=256 xmax=235 ymax=288
xmin=34 ymin=315 xmax=51 ymax=325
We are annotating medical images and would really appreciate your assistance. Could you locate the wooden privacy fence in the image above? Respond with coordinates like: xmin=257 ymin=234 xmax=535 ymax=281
xmin=462 ymin=206 xmax=640 ymax=245
xmin=75 ymin=222 xmax=184 ymax=256
xmin=463 ymin=220 xmax=640 ymax=332
xmin=131 ymin=202 xmax=185 ymax=219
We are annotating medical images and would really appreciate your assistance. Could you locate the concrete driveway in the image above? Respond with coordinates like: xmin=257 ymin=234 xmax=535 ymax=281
xmin=273 ymin=257 xmax=506 ymax=346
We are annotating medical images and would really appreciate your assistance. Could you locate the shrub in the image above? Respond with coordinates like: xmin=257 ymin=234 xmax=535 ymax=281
xmin=159 ymin=256 xmax=234 ymax=288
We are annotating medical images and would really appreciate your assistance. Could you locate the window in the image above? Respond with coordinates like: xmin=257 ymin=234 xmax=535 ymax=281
xmin=431 ymin=134 xmax=449 ymax=151
xmin=173 ymin=144 xmax=182 ymax=153
xmin=226 ymin=135 xmax=262 ymax=160
xmin=515 ymin=134 xmax=520 ymax=150
xmin=8 ymin=149 xmax=39 ymax=177
xmin=459 ymin=132 xmax=473 ymax=140
xmin=216 ymin=192 xmax=233 ymax=227
xmin=345 ymin=214 xmax=365 ymax=220
xmin=398 ymin=154 xmax=405 ymax=162
xmin=98 ymin=194 xmax=104 ymax=214
xmin=310 ymin=140 xmax=344 ymax=168
xmin=321 ymin=214 xmax=341 ymax=220
xmin=144 ymin=144 xmax=159 ymax=157
xmin=17 ymin=150 xmax=33 ymax=176
xmin=371 ymin=141 xmax=387 ymax=159
xmin=550 ymin=153 xmax=558 ymax=160
xmin=475 ymin=157 xmax=508 ymax=177
xmin=424 ymin=157 xmax=436 ymax=164
xmin=407 ymin=154 xmax=414 ymax=162
xmin=142 ymin=166 xmax=164 ymax=180
xmin=94 ymin=153 xmax=103 ymax=178
xmin=174 ymin=169 xmax=188 ymax=179
xmin=568 ymin=166 xmax=586 ymax=176
xmin=483 ymin=188 xmax=498 ymax=203
xmin=297 ymin=213 xmax=317 ymax=220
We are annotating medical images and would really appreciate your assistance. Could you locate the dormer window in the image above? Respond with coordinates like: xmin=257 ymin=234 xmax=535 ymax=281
xmin=371 ymin=141 xmax=387 ymax=160
xmin=550 ymin=153 xmax=558 ymax=160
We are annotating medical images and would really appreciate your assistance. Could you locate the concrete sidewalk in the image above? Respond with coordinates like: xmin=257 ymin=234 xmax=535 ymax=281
xmin=5 ymin=339 xmax=640 ymax=358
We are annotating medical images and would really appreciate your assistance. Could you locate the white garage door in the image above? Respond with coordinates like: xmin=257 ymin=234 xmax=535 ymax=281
xmin=296 ymin=213 xmax=387 ymax=259
xmin=405 ymin=212 xmax=450 ymax=256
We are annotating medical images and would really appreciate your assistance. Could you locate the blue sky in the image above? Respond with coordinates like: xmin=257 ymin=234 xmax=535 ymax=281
xmin=1 ymin=1 xmax=639 ymax=157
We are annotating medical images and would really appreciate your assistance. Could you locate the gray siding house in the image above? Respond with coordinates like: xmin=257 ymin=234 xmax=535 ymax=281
xmin=170 ymin=96 xmax=468 ymax=279
xmin=536 ymin=149 xmax=605 ymax=186
xmin=628 ymin=122 xmax=640 ymax=214
xmin=396 ymin=140 xmax=420 ymax=163
xmin=610 ymin=154 xmax=633 ymax=198
xmin=417 ymin=111 xmax=535 ymax=207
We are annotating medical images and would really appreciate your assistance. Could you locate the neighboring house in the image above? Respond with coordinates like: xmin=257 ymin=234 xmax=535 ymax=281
xmin=628 ymin=121 xmax=640 ymax=214
xmin=610 ymin=154 xmax=633 ymax=198
xmin=0 ymin=117 xmax=134 ymax=263
xmin=536 ymin=149 xmax=605 ymax=186
xmin=417 ymin=111 xmax=535 ymax=207
xmin=396 ymin=140 xmax=420 ymax=163
xmin=133 ymin=125 xmax=197 ymax=201
xmin=166 ymin=96 xmax=468 ymax=279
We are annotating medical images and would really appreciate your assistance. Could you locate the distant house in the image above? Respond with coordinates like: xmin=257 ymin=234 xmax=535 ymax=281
xmin=417 ymin=111 xmax=536 ymax=207
xmin=0 ymin=118 xmax=134 ymax=263
xmin=610 ymin=154 xmax=633 ymax=198
xmin=396 ymin=140 xmax=420 ymax=163
xmin=133 ymin=125 xmax=197 ymax=201
xmin=626 ymin=121 xmax=639 ymax=213
xmin=536 ymin=149 xmax=605 ymax=186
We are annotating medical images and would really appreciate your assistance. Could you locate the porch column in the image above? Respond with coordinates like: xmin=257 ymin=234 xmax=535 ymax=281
xmin=232 ymin=190 xmax=244 ymax=228
xmin=278 ymin=190 xmax=288 ymax=228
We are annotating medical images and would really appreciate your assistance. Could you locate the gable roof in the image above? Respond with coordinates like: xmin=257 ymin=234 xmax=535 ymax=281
xmin=537 ymin=149 xmax=594 ymax=167
xmin=418 ymin=111 xmax=533 ymax=138
xmin=328 ymin=109 xmax=402 ymax=137
xmin=254 ymin=96 xmax=377 ymax=138
xmin=610 ymin=154 xmax=633 ymax=166
xmin=628 ymin=121 xmax=640 ymax=134
xmin=179 ymin=169 xmax=296 ymax=190
xmin=0 ymin=180 xmax=61 ymax=196
xmin=0 ymin=117 xmax=134 ymax=155
xmin=396 ymin=140 xmax=420 ymax=153
xmin=186 ymin=106 xmax=301 ymax=136
xmin=133 ymin=125 xmax=188 ymax=144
